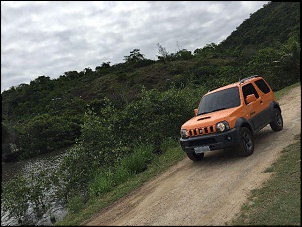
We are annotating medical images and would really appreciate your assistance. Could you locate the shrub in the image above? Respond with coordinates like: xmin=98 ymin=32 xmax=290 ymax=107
xmin=89 ymin=170 xmax=114 ymax=197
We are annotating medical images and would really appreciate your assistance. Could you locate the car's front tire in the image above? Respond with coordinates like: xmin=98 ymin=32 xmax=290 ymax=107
xmin=236 ymin=127 xmax=254 ymax=157
xmin=187 ymin=152 xmax=204 ymax=161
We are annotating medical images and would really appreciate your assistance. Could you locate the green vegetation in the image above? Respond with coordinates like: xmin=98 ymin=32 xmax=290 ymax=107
xmin=1 ymin=1 xmax=300 ymax=226
xmin=57 ymin=138 xmax=186 ymax=226
xmin=228 ymin=134 xmax=301 ymax=226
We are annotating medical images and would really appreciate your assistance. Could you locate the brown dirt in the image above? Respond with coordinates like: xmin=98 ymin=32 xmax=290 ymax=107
xmin=84 ymin=86 xmax=301 ymax=226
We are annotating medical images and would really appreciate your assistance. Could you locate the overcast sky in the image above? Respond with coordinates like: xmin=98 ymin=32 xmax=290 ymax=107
xmin=1 ymin=1 xmax=269 ymax=93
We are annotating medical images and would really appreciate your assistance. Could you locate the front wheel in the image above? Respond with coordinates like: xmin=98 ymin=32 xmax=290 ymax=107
xmin=270 ymin=108 xmax=283 ymax=131
xmin=187 ymin=152 xmax=204 ymax=161
xmin=236 ymin=127 xmax=254 ymax=157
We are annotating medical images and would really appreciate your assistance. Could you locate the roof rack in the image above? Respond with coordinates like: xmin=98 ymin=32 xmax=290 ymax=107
xmin=239 ymin=75 xmax=259 ymax=84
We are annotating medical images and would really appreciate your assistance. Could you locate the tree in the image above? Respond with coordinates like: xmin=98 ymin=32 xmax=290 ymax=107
xmin=157 ymin=43 xmax=169 ymax=62
xmin=83 ymin=67 xmax=92 ymax=75
xmin=124 ymin=49 xmax=145 ymax=64
xmin=101 ymin=62 xmax=111 ymax=68
xmin=280 ymin=36 xmax=300 ymax=79
xmin=175 ymin=49 xmax=193 ymax=60
xmin=194 ymin=43 xmax=218 ymax=58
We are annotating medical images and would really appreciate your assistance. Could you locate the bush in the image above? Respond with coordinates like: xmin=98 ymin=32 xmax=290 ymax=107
xmin=67 ymin=194 xmax=85 ymax=214
xmin=113 ymin=165 xmax=133 ymax=185
xmin=89 ymin=170 xmax=114 ymax=197
xmin=120 ymin=146 xmax=153 ymax=174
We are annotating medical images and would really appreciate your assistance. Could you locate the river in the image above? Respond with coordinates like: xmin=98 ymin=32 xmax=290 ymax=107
xmin=1 ymin=148 xmax=70 ymax=226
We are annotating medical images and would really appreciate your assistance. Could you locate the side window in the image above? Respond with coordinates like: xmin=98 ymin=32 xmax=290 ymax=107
xmin=255 ymin=79 xmax=271 ymax=94
xmin=242 ymin=83 xmax=259 ymax=104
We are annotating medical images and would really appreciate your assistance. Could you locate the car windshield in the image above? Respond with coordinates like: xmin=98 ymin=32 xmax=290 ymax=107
xmin=197 ymin=86 xmax=241 ymax=115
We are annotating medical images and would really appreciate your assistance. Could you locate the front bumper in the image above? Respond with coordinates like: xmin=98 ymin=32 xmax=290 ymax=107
xmin=179 ymin=128 xmax=239 ymax=153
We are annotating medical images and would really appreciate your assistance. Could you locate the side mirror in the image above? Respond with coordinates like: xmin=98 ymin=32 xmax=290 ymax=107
xmin=246 ymin=94 xmax=256 ymax=104
xmin=194 ymin=109 xmax=198 ymax=116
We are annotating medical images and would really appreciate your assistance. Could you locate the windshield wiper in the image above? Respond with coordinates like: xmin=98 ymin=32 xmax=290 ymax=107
xmin=199 ymin=107 xmax=227 ymax=115
xmin=210 ymin=107 xmax=228 ymax=112
xmin=198 ymin=112 xmax=209 ymax=115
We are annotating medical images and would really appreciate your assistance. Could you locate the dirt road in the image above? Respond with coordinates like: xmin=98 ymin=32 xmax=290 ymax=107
xmin=84 ymin=85 xmax=301 ymax=226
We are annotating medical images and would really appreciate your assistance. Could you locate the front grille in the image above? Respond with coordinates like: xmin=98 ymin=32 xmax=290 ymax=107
xmin=188 ymin=125 xmax=216 ymax=137
xmin=188 ymin=138 xmax=216 ymax=147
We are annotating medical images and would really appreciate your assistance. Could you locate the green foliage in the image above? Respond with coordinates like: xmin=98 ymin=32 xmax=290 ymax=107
xmin=88 ymin=144 xmax=154 ymax=198
xmin=160 ymin=137 xmax=180 ymax=152
xmin=194 ymin=43 xmax=220 ymax=58
xmin=157 ymin=43 xmax=169 ymax=63
xmin=120 ymin=86 xmax=200 ymax=147
xmin=54 ymin=84 xmax=200 ymax=201
xmin=59 ymin=144 xmax=98 ymax=193
xmin=124 ymin=49 xmax=146 ymax=64
xmin=67 ymin=194 xmax=85 ymax=214
xmin=2 ymin=176 xmax=30 ymax=224
xmin=89 ymin=170 xmax=115 ymax=197
xmin=1 ymin=121 xmax=19 ymax=156
xmin=113 ymin=164 xmax=132 ymax=185
xmin=17 ymin=114 xmax=80 ymax=159
xmin=1 ymin=164 xmax=56 ymax=225
xmin=119 ymin=144 xmax=154 ymax=174
xmin=175 ymin=49 xmax=193 ymax=60
xmin=220 ymin=2 xmax=300 ymax=50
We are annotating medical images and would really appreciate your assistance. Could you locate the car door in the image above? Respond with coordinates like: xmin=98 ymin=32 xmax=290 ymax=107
xmin=254 ymin=78 xmax=275 ymax=123
xmin=242 ymin=82 xmax=265 ymax=132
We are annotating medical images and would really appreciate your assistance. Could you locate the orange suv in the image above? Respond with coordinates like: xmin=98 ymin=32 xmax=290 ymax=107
xmin=180 ymin=75 xmax=283 ymax=161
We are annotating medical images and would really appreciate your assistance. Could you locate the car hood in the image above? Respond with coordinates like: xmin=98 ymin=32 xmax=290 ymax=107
xmin=181 ymin=108 xmax=236 ymax=129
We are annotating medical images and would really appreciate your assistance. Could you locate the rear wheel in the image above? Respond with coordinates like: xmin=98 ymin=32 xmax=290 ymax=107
xmin=270 ymin=108 xmax=283 ymax=131
xmin=236 ymin=127 xmax=254 ymax=157
xmin=187 ymin=152 xmax=204 ymax=161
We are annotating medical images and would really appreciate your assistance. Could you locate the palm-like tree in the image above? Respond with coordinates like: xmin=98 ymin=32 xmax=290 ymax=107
xmin=280 ymin=37 xmax=300 ymax=79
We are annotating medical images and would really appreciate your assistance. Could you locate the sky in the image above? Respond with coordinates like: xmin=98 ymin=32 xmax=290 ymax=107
xmin=1 ymin=1 xmax=270 ymax=93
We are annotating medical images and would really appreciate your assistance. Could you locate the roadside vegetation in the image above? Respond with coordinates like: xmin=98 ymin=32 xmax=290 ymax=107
xmin=228 ymin=134 xmax=301 ymax=226
xmin=57 ymin=138 xmax=186 ymax=226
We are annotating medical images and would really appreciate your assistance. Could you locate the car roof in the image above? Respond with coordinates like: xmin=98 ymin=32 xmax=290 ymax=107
xmin=205 ymin=75 xmax=262 ymax=95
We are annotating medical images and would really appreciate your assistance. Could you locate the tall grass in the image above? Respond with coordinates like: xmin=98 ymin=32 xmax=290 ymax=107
xmin=88 ymin=144 xmax=155 ymax=198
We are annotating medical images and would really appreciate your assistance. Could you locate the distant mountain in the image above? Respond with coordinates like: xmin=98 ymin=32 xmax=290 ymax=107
xmin=219 ymin=2 xmax=300 ymax=50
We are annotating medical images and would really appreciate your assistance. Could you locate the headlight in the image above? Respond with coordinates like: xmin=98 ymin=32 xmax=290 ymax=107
xmin=180 ymin=129 xmax=188 ymax=139
xmin=216 ymin=121 xmax=230 ymax=132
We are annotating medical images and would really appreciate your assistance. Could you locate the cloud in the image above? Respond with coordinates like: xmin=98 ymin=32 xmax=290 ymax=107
xmin=1 ymin=1 xmax=269 ymax=92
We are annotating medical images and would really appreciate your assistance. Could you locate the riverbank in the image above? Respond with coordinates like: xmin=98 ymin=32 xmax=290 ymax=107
xmin=1 ymin=146 xmax=70 ymax=225
xmin=2 ymin=146 xmax=70 ymax=182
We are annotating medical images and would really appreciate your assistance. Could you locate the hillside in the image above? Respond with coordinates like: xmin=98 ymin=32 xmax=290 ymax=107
xmin=220 ymin=2 xmax=300 ymax=50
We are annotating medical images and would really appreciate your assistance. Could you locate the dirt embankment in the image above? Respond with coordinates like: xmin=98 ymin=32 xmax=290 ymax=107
xmin=84 ymin=86 xmax=301 ymax=226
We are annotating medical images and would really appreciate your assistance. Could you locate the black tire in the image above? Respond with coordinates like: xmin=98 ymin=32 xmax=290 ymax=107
xmin=236 ymin=127 xmax=254 ymax=157
xmin=270 ymin=108 xmax=283 ymax=131
xmin=187 ymin=152 xmax=204 ymax=161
